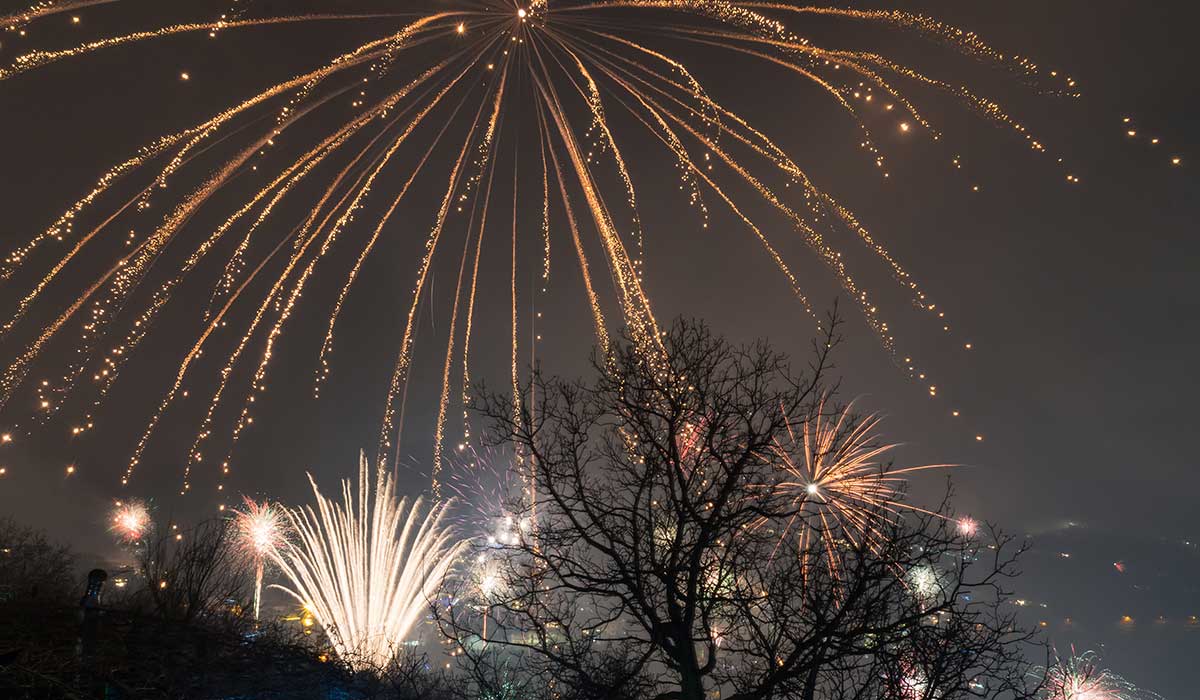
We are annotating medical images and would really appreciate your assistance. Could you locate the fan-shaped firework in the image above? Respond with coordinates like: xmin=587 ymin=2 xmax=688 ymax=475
xmin=232 ymin=496 xmax=288 ymax=620
xmin=1039 ymin=650 xmax=1165 ymax=700
xmin=271 ymin=453 xmax=465 ymax=670
xmin=0 ymin=1 xmax=1071 ymax=495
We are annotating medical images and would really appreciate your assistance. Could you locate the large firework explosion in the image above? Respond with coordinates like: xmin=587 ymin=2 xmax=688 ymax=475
xmin=270 ymin=453 xmax=464 ymax=670
xmin=0 ymin=0 xmax=1083 ymax=498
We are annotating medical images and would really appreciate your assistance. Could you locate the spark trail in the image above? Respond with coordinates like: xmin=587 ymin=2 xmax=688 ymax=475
xmin=0 ymin=1 xmax=1091 ymax=497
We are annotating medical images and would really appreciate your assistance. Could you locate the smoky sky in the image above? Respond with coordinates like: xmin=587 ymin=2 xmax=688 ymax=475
xmin=0 ymin=0 xmax=1196 ymax=693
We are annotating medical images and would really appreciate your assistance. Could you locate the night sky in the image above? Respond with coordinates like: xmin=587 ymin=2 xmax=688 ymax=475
xmin=0 ymin=0 xmax=1196 ymax=694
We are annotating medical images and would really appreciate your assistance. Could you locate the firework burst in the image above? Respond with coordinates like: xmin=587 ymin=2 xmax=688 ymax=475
xmin=232 ymin=497 xmax=288 ymax=621
xmin=109 ymin=498 xmax=150 ymax=543
xmin=271 ymin=453 xmax=466 ymax=670
xmin=763 ymin=397 xmax=951 ymax=577
xmin=0 ymin=1 xmax=1080 ymax=495
xmin=1040 ymin=650 xmax=1165 ymax=700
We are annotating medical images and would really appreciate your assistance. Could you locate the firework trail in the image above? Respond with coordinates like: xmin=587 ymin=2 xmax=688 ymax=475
xmin=271 ymin=453 xmax=465 ymax=669
xmin=232 ymin=497 xmax=288 ymax=621
xmin=0 ymin=1 xmax=1105 ymax=496
xmin=1 ymin=1 xmax=116 ymax=30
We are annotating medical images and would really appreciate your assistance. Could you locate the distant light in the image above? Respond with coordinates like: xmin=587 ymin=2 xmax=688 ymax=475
xmin=66 ymin=465 xmax=75 ymax=475
xmin=180 ymin=72 xmax=190 ymax=81
xmin=899 ymin=122 xmax=910 ymax=132
xmin=72 ymin=16 xmax=80 ymax=24
xmin=975 ymin=435 xmax=984 ymax=442
xmin=518 ymin=8 xmax=527 ymax=17
xmin=1172 ymin=157 xmax=1182 ymax=166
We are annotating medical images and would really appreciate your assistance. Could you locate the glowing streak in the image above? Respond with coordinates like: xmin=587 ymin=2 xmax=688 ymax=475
xmin=461 ymin=61 xmax=512 ymax=443
xmin=315 ymin=79 xmax=479 ymax=395
xmin=531 ymin=45 xmax=665 ymax=367
xmin=1 ymin=0 xmax=116 ymax=29
xmin=1 ymin=15 xmax=452 ymax=352
xmin=0 ymin=13 xmax=445 ymax=81
xmin=215 ymin=61 xmax=479 ymax=476
xmin=380 ymin=66 xmax=495 ymax=478
xmin=570 ymin=49 xmax=812 ymax=314
xmin=127 ymin=59 xmax=456 ymax=487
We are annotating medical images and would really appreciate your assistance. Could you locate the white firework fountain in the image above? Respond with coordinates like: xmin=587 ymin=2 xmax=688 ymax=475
xmin=272 ymin=453 xmax=464 ymax=669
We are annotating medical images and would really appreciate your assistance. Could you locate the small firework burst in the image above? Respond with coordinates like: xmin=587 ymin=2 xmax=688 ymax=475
xmin=233 ymin=497 xmax=289 ymax=621
xmin=234 ymin=497 xmax=288 ymax=557
xmin=906 ymin=564 xmax=943 ymax=604
xmin=957 ymin=516 xmax=979 ymax=538
xmin=110 ymin=499 xmax=150 ymax=542
xmin=442 ymin=443 xmax=536 ymax=547
xmin=763 ymin=396 xmax=951 ymax=577
xmin=1040 ymin=650 xmax=1165 ymax=700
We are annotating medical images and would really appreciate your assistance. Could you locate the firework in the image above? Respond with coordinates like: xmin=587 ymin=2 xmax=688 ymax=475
xmin=905 ymin=563 xmax=942 ymax=605
xmin=1040 ymin=650 xmax=1165 ymax=700
xmin=271 ymin=453 xmax=465 ymax=670
xmin=763 ymin=397 xmax=950 ymax=577
xmin=441 ymin=443 xmax=539 ymax=550
xmin=0 ymin=2 xmax=1080 ymax=494
xmin=109 ymin=499 xmax=150 ymax=543
xmin=469 ymin=552 xmax=508 ymax=643
xmin=233 ymin=497 xmax=288 ymax=621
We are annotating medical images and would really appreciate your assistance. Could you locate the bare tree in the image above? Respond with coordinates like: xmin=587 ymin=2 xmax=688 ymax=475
xmin=136 ymin=517 xmax=246 ymax=624
xmin=439 ymin=318 xmax=1041 ymax=700
xmin=0 ymin=516 xmax=75 ymax=603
